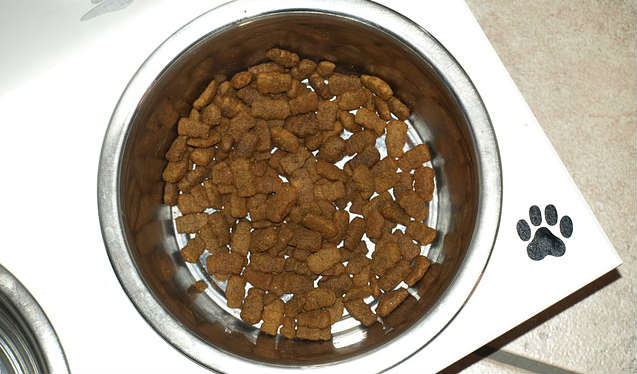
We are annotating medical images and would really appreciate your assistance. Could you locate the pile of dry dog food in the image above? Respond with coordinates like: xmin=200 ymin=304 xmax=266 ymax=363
xmin=161 ymin=48 xmax=436 ymax=341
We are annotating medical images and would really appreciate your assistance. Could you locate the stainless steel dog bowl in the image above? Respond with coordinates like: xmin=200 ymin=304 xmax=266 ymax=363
xmin=98 ymin=0 xmax=502 ymax=372
xmin=0 ymin=265 xmax=69 ymax=374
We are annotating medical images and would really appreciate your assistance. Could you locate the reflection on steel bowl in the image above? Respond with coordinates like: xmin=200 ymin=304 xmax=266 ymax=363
xmin=0 ymin=264 xmax=69 ymax=374
xmin=98 ymin=0 xmax=502 ymax=372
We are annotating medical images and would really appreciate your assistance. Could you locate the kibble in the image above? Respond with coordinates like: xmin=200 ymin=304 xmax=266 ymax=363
xmin=161 ymin=48 xmax=438 ymax=341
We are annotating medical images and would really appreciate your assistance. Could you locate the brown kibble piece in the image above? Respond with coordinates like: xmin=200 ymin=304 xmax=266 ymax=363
xmin=176 ymin=213 xmax=208 ymax=233
xmin=288 ymin=79 xmax=311 ymax=100
xmin=302 ymin=213 xmax=337 ymax=238
xmin=289 ymin=91 xmax=319 ymax=115
xmin=162 ymin=159 xmax=188 ymax=183
xmin=190 ymin=280 xmax=208 ymax=293
xmin=405 ymin=255 xmax=431 ymax=286
xmin=206 ymin=249 xmax=245 ymax=275
xmin=378 ymin=200 xmax=410 ymax=226
xmin=350 ymin=145 xmax=380 ymax=170
xmin=249 ymin=62 xmax=285 ymax=76
xmin=231 ymin=220 xmax=251 ymax=255
xmin=309 ymin=73 xmax=331 ymax=100
xmin=219 ymin=96 xmax=247 ymax=118
xmin=203 ymin=180 xmax=222 ymax=209
xmin=414 ymin=166 xmax=435 ymax=201
xmin=180 ymin=236 xmax=205 ymax=263
xmin=289 ymin=227 xmax=322 ymax=252
xmin=355 ymin=108 xmax=386 ymax=135
xmin=360 ymin=75 xmax=393 ymax=100
xmin=392 ymin=171 xmax=413 ymax=201
xmin=313 ymin=181 xmax=346 ymax=201
xmin=386 ymin=120 xmax=408 ymax=158
xmin=217 ymin=80 xmax=235 ymax=98
xmin=316 ymin=61 xmax=335 ymax=77
xmin=256 ymin=72 xmax=292 ymax=94
xmin=260 ymin=299 xmax=284 ymax=335
xmin=378 ymin=260 xmax=410 ymax=291
xmin=193 ymin=80 xmax=217 ymax=110
xmin=376 ymin=288 xmax=409 ymax=318
xmin=231 ymin=71 xmax=252 ymax=89
xmin=339 ymin=110 xmax=360 ymax=132
xmin=316 ymin=160 xmax=346 ymax=182
xmin=398 ymin=190 xmax=428 ymax=221
xmin=178 ymin=167 xmax=207 ymax=193
xmin=166 ymin=136 xmax=188 ymax=161
xmin=307 ymin=246 xmax=341 ymax=274
xmin=284 ymin=257 xmax=312 ymax=275
xmin=266 ymin=185 xmax=298 ymax=223
xmin=270 ymin=127 xmax=300 ymax=153
xmin=163 ymin=183 xmax=178 ymax=206
xmin=364 ymin=209 xmax=385 ymax=240
xmin=317 ymin=100 xmax=338 ymax=130
xmin=178 ymin=117 xmax=209 ymax=138
xmin=318 ymin=136 xmax=346 ymax=163
xmin=352 ymin=165 xmax=375 ymax=199
xmin=304 ymin=288 xmax=336 ymax=311
xmin=251 ymin=98 xmax=290 ymax=120
xmin=177 ymin=191 xmax=207 ymax=215
xmin=328 ymin=74 xmax=362 ymax=96
xmin=241 ymin=288 xmax=264 ymax=324
xmin=251 ymin=227 xmax=279 ymax=252
xmin=346 ymin=255 xmax=371 ymax=275
xmin=201 ymin=103 xmax=222 ymax=126
xmin=343 ymin=286 xmax=372 ymax=302
xmin=296 ymin=326 xmax=331 ymax=341
xmin=291 ymin=59 xmax=316 ymax=80
xmin=406 ymin=222 xmax=437 ymax=246
xmin=388 ymin=96 xmax=410 ymax=120
xmin=265 ymin=48 xmax=299 ymax=68
xmin=228 ymin=112 xmax=256 ymax=139
xmin=243 ymin=266 xmax=273 ymax=290
xmin=345 ymin=299 xmax=377 ymax=326
xmin=226 ymin=275 xmax=246 ymax=308
xmin=399 ymin=234 xmax=421 ymax=261
xmin=321 ymin=262 xmax=345 ymax=276
xmin=285 ymin=112 xmax=318 ymax=137
xmin=212 ymin=161 xmax=232 ymax=185
xmin=330 ymin=209 xmax=349 ymax=243
xmin=187 ymin=130 xmax=220 ymax=148
xmin=284 ymin=294 xmax=305 ymax=318
xmin=280 ymin=316 xmax=296 ymax=339
xmin=374 ymin=96 xmax=392 ymax=121
xmin=337 ymin=88 xmax=368 ymax=110
xmin=237 ymin=86 xmax=264 ymax=106
xmin=352 ymin=267 xmax=371 ymax=287
xmin=250 ymin=253 xmax=285 ymax=273
xmin=371 ymin=241 xmax=401 ymax=274
xmin=229 ymin=193 xmax=247 ymax=218
xmin=297 ymin=309 xmax=331 ymax=329
xmin=345 ymin=130 xmax=376 ymax=156
xmin=230 ymin=158 xmax=256 ymax=197
xmin=398 ymin=144 xmax=431 ymax=172
xmin=344 ymin=219 xmax=365 ymax=251
xmin=190 ymin=147 xmax=215 ymax=166
xmin=318 ymin=273 xmax=352 ymax=296
xmin=276 ymin=272 xmax=314 ymax=295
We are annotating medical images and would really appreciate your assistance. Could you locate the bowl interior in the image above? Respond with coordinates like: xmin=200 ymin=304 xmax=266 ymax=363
xmin=118 ymin=12 xmax=479 ymax=366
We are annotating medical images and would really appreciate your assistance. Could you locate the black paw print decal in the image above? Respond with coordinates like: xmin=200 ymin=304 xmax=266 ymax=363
xmin=516 ymin=204 xmax=573 ymax=261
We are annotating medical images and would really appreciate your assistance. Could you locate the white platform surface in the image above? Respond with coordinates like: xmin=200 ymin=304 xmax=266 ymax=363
xmin=0 ymin=1 xmax=621 ymax=373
